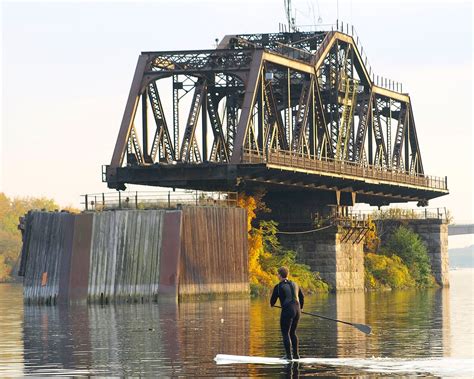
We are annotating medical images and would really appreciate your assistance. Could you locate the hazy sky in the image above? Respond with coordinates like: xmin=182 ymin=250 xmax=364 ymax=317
xmin=1 ymin=0 xmax=472 ymax=242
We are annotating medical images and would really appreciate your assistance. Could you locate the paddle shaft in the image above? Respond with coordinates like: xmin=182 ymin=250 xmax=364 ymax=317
xmin=274 ymin=305 xmax=371 ymax=334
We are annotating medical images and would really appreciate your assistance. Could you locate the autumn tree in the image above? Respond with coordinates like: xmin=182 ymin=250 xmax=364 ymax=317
xmin=237 ymin=193 xmax=328 ymax=295
xmin=0 ymin=193 xmax=74 ymax=282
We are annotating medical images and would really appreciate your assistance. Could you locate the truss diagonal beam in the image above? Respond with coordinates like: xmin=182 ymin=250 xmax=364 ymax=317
xmin=207 ymin=90 xmax=230 ymax=162
xmin=354 ymin=91 xmax=374 ymax=163
xmin=231 ymin=50 xmax=264 ymax=163
xmin=263 ymin=78 xmax=288 ymax=150
xmin=148 ymin=81 xmax=175 ymax=161
xmin=180 ymin=82 xmax=206 ymax=162
xmin=292 ymin=77 xmax=313 ymax=152
xmin=111 ymin=54 xmax=149 ymax=168
xmin=392 ymin=103 xmax=408 ymax=169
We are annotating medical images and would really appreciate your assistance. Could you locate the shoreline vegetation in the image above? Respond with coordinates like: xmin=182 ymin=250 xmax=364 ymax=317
xmin=0 ymin=193 xmax=78 ymax=283
xmin=363 ymin=219 xmax=437 ymax=290
xmin=1 ymin=192 xmax=438 ymax=292
xmin=237 ymin=194 xmax=329 ymax=296
xmin=237 ymin=195 xmax=439 ymax=294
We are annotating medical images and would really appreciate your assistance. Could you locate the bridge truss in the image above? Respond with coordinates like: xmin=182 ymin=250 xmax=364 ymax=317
xmin=106 ymin=27 xmax=448 ymax=206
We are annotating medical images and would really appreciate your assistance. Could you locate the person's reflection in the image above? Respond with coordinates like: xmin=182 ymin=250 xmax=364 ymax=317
xmin=285 ymin=361 xmax=300 ymax=379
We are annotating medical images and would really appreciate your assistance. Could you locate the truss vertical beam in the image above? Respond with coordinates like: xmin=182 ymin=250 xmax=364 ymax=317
xmin=405 ymin=110 xmax=410 ymax=172
xmin=142 ymin=90 xmax=149 ymax=161
xmin=226 ymin=75 xmax=238 ymax=156
xmin=202 ymin=87 xmax=208 ymax=162
xmin=386 ymin=99 xmax=392 ymax=168
xmin=173 ymin=75 xmax=180 ymax=158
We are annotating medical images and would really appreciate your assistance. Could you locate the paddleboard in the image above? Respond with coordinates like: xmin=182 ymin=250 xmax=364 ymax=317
xmin=214 ymin=354 xmax=474 ymax=377
xmin=214 ymin=354 xmax=293 ymax=365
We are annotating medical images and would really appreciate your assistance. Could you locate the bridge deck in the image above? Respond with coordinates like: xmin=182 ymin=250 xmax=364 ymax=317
xmin=106 ymin=150 xmax=447 ymax=206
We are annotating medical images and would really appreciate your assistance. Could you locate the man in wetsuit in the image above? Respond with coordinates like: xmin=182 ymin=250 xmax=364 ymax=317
xmin=270 ymin=266 xmax=304 ymax=360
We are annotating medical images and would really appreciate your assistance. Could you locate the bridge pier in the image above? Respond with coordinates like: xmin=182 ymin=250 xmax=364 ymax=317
xmin=378 ymin=219 xmax=449 ymax=287
xmin=263 ymin=192 xmax=365 ymax=291
xmin=263 ymin=192 xmax=450 ymax=289
xmin=279 ymin=227 xmax=365 ymax=291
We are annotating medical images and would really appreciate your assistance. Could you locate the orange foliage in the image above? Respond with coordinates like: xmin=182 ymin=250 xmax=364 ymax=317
xmin=237 ymin=194 xmax=274 ymax=289
xmin=364 ymin=218 xmax=380 ymax=253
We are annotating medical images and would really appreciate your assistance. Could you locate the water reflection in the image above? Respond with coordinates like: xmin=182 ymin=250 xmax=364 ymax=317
xmin=0 ymin=284 xmax=23 ymax=376
xmin=1 ymin=271 xmax=472 ymax=376
xmin=364 ymin=288 xmax=450 ymax=357
xmin=22 ymin=299 xmax=251 ymax=376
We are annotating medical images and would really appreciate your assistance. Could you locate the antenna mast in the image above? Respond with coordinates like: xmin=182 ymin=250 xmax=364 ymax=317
xmin=284 ymin=0 xmax=295 ymax=32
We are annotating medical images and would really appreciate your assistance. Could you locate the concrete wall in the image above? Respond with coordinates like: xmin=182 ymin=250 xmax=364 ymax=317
xmin=21 ymin=212 xmax=75 ymax=304
xmin=179 ymin=207 xmax=248 ymax=297
xmin=19 ymin=207 xmax=248 ymax=304
xmin=88 ymin=210 xmax=166 ymax=303
xmin=279 ymin=227 xmax=365 ymax=291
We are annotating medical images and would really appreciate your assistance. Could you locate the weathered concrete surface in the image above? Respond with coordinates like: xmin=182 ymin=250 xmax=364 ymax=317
xmin=19 ymin=207 xmax=248 ymax=304
xmin=179 ymin=206 xmax=249 ymax=298
xmin=21 ymin=212 xmax=75 ymax=304
xmin=279 ymin=227 xmax=365 ymax=291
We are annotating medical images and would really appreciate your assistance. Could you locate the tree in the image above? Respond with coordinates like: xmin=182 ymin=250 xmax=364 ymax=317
xmin=383 ymin=226 xmax=433 ymax=286
xmin=0 ymin=193 xmax=66 ymax=282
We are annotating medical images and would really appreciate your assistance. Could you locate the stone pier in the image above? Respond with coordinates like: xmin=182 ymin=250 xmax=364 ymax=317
xmin=279 ymin=227 xmax=365 ymax=291
xmin=262 ymin=191 xmax=365 ymax=291
xmin=396 ymin=219 xmax=449 ymax=287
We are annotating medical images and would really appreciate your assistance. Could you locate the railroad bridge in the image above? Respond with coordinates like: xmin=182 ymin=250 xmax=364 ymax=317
xmin=101 ymin=24 xmax=451 ymax=290
xmin=105 ymin=24 xmax=448 ymax=212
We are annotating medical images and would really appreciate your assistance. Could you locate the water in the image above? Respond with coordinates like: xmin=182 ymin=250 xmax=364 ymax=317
xmin=0 ymin=269 xmax=473 ymax=377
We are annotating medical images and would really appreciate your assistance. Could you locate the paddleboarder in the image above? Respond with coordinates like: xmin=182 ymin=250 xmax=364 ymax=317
xmin=270 ymin=266 xmax=304 ymax=360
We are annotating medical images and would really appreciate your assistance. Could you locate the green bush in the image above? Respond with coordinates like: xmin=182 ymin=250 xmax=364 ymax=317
xmin=383 ymin=226 xmax=434 ymax=286
xmin=365 ymin=252 xmax=415 ymax=289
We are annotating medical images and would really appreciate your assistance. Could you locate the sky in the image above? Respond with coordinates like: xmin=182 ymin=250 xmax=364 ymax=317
xmin=1 ymin=0 xmax=473 ymax=244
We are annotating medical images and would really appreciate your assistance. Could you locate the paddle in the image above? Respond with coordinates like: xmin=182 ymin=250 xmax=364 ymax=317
xmin=274 ymin=305 xmax=372 ymax=335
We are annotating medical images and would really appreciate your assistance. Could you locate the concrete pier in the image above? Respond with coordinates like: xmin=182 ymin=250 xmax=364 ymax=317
xmin=279 ymin=227 xmax=365 ymax=291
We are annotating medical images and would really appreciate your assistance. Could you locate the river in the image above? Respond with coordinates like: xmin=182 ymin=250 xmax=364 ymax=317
xmin=0 ymin=269 xmax=473 ymax=377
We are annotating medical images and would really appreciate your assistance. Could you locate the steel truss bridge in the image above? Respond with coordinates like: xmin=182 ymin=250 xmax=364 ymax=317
xmin=105 ymin=24 xmax=448 ymax=206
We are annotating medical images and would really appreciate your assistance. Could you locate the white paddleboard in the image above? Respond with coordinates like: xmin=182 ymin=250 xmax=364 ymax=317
xmin=214 ymin=354 xmax=293 ymax=365
xmin=214 ymin=354 xmax=474 ymax=377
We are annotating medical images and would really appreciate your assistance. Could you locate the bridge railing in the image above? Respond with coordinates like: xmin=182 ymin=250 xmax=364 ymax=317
xmin=81 ymin=190 xmax=238 ymax=211
xmin=242 ymin=149 xmax=447 ymax=191
xmin=348 ymin=207 xmax=449 ymax=221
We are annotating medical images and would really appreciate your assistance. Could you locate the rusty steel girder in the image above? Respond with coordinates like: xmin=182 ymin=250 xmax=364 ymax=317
xmin=105 ymin=28 xmax=447 ymax=205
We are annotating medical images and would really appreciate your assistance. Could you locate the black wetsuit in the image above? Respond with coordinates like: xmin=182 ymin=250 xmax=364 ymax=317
xmin=270 ymin=279 xmax=304 ymax=359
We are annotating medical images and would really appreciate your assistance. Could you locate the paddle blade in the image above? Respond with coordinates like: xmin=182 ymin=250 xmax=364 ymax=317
xmin=354 ymin=323 xmax=372 ymax=335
